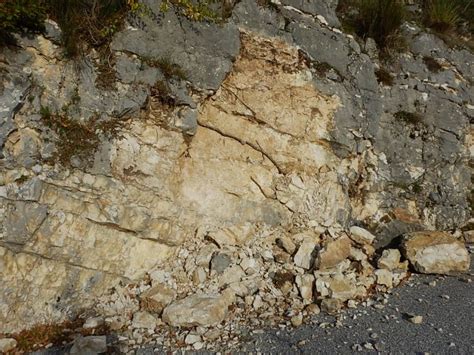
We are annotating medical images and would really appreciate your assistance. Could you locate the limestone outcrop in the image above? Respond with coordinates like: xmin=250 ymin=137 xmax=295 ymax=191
xmin=0 ymin=0 xmax=472 ymax=351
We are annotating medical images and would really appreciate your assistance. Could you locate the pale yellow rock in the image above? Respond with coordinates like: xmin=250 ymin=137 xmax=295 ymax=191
xmin=162 ymin=291 xmax=235 ymax=327
xmin=294 ymin=241 xmax=318 ymax=269
xmin=0 ymin=338 xmax=17 ymax=353
xmin=349 ymin=226 xmax=376 ymax=245
xmin=378 ymin=249 xmax=402 ymax=270
xmin=193 ymin=267 xmax=207 ymax=285
xmin=326 ymin=276 xmax=357 ymax=301
xmin=132 ymin=311 xmax=157 ymax=330
xmin=291 ymin=314 xmax=303 ymax=327
xmin=140 ymin=284 xmax=176 ymax=314
xmin=402 ymin=231 xmax=470 ymax=274
xmin=276 ymin=236 xmax=297 ymax=255
xmin=296 ymin=274 xmax=315 ymax=302
xmin=320 ymin=298 xmax=342 ymax=314
xmin=316 ymin=236 xmax=352 ymax=270
xmin=375 ymin=269 xmax=393 ymax=288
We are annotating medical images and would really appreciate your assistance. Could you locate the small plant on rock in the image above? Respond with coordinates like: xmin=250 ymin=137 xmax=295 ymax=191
xmin=337 ymin=0 xmax=407 ymax=56
xmin=423 ymin=0 xmax=463 ymax=32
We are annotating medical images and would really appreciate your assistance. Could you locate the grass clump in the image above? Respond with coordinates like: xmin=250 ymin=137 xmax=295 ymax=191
xmin=160 ymin=0 xmax=222 ymax=21
xmin=423 ymin=0 xmax=463 ymax=32
xmin=423 ymin=0 xmax=473 ymax=36
xmin=45 ymin=0 xmax=131 ymax=57
xmin=338 ymin=0 xmax=407 ymax=52
xmin=40 ymin=106 xmax=123 ymax=166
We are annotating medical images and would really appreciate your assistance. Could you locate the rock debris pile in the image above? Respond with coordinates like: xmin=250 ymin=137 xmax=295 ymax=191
xmin=83 ymin=228 xmax=468 ymax=352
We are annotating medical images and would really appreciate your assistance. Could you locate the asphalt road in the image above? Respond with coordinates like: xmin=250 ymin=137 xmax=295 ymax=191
xmin=234 ymin=266 xmax=474 ymax=354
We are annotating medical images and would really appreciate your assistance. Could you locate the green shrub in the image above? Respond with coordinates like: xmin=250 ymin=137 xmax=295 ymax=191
xmin=423 ymin=0 xmax=473 ymax=33
xmin=0 ymin=0 xmax=46 ymax=45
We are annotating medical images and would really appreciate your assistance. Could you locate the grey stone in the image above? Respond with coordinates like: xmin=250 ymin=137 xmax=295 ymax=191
xmin=280 ymin=0 xmax=341 ymax=27
xmin=4 ymin=201 xmax=48 ymax=246
xmin=69 ymin=336 xmax=107 ymax=355
xmin=112 ymin=4 xmax=240 ymax=90
xmin=232 ymin=0 xmax=287 ymax=38
xmin=211 ymin=253 xmax=232 ymax=274
xmin=290 ymin=21 xmax=351 ymax=77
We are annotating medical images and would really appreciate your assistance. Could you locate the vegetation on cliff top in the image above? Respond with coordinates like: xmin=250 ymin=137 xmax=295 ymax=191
xmin=0 ymin=0 xmax=223 ymax=55
xmin=337 ymin=0 xmax=473 ymax=55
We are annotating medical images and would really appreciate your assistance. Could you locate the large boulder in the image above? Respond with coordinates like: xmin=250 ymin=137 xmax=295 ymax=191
xmin=402 ymin=231 xmax=470 ymax=274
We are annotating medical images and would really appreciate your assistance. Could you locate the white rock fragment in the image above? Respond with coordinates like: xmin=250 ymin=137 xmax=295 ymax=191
xmin=349 ymin=226 xmax=376 ymax=245
xmin=295 ymin=274 xmax=314 ymax=302
xmin=132 ymin=311 xmax=157 ymax=330
xmin=402 ymin=231 xmax=470 ymax=274
xmin=162 ymin=290 xmax=235 ymax=327
xmin=83 ymin=316 xmax=104 ymax=329
xmin=378 ymin=249 xmax=402 ymax=270
xmin=294 ymin=241 xmax=318 ymax=269
xmin=0 ymin=338 xmax=17 ymax=353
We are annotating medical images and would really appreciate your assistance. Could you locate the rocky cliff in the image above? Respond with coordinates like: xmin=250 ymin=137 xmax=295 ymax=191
xmin=0 ymin=0 xmax=472 ymax=351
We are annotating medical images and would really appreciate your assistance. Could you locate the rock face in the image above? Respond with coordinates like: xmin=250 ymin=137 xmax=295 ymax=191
xmin=402 ymin=231 xmax=470 ymax=274
xmin=0 ymin=0 xmax=472 ymax=337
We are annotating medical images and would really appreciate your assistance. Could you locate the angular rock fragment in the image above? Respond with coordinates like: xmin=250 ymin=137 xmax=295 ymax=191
xmin=70 ymin=336 xmax=107 ymax=354
xmin=320 ymin=298 xmax=342 ymax=314
xmin=276 ymin=236 xmax=297 ymax=255
xmin=316 ymin=236 xmax=351 ymax=270
xmin=140 ymin=284 xmax=176 ymax=314
xmin=294 ymin=241 xmax=318 ymax=269
xmin=402 ymin=231 xmax=470 ymax=274
xmin=349 ymin=226 xmax=376 ymax=245
xmin=211 ymin=253 xmax=232 ymax=274
xmin=377 ymin=249 xmax=402 ymax=270
xmin=326 ymin=276 xmax=357 ymax=301
xmin=295 ymin=274 xmax=314 ymax=302
xmin=132 ymin=311 xmax=157 ymax=330
xmin=375 ymin=269 xmax=393 ymax=288
xmin=0 ymin=338 xmax=17 ymax=353
xmin=162 ymin=290 xmax=235 ymax=327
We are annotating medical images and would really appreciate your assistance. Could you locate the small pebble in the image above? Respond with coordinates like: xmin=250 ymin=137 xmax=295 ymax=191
xmin=409 ymin=315 xmax=423 ymax=324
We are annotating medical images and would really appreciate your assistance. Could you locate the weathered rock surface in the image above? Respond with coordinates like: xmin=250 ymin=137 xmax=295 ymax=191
xmin=0 ymin=0 xmax=472 ymax=343
xmin=402 ymin=231 xmax=470 ymax=274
